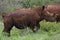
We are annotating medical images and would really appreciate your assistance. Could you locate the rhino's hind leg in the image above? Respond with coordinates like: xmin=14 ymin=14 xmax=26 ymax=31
xmin=3 ymin=23 xmax=13 ymax=37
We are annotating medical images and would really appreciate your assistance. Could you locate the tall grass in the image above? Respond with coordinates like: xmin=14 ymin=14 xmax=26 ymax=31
xmin=0 ymin=21 xmax=60 ymax=40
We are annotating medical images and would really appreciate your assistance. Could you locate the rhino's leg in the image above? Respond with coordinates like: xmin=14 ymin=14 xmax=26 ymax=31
xmin=3 ymin=23 xmax=13 ymax=37
xmin=30 ymin=26 xmax=35 ymax=33
xmin=31 ymin=21 xmax=40 ymax=33
xmin=29 ymin=22 xmax=36 ymax=33
xmin=35 ymin=23 xmax=40 ymax=32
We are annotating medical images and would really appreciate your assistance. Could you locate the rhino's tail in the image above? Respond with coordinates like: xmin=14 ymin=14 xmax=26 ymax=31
xmin=2 ymin=12 xmax=6 ymax=18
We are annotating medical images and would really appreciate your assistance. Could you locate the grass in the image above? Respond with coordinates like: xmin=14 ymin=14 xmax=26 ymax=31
xmin=0 ymin=21 xmax=60 ymax=40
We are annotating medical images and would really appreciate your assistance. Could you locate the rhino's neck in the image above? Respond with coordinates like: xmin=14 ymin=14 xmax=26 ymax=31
xmin=33 ymin=6 xmax=44 ymax=21
xmin=36 ymin=6 xmax=44 ymax=18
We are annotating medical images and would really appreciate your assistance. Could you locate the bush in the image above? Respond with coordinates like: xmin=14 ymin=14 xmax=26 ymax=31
xmin=40 ymin=21 xmax=60 ymax=32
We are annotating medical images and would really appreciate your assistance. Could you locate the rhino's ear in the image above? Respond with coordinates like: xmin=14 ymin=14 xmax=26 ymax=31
xmin=42 ymin=5 xmax=45 ymax=10
xmin=42 ymin=5 xmax=47 ymax=10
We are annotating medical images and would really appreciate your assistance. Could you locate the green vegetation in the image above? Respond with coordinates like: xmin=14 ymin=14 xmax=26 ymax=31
xmin=0 ymin=21 xmax=60 ymax=40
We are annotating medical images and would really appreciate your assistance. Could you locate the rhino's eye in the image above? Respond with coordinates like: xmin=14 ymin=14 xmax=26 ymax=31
xmin=19 ymin=14 xmax=25 ymax=16
xmin=22 ymin=15 xmax=24 ymax=16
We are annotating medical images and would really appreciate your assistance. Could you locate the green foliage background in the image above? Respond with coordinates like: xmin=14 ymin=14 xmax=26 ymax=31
xmin=0 ymin=0 xmax=60 ymax=12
